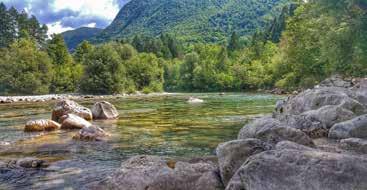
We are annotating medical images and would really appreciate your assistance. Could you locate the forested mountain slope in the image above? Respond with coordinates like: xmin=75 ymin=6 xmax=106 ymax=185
xmin=94 ymin=0 xmax=291 ymax=43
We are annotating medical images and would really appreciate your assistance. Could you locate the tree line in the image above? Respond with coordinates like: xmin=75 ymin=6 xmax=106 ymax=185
xmin=0 ymin=1 xmax=366 ymax=95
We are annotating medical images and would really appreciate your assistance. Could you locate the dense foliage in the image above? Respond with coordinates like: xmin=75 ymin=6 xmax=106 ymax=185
xmin=0 ymin=1 xmax=366 ymax=95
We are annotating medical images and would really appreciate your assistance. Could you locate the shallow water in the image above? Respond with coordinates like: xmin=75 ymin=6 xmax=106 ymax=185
xmin=0 ymin=93 xmax=280 ymax=189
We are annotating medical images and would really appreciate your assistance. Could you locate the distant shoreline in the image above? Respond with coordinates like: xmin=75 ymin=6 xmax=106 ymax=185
xmin=0 ymin=92 xmax=177 ymax=104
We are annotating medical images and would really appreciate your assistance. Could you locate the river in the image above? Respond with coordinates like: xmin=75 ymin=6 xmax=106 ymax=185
xmin=0 ymin=93 xmax=280 ymax=189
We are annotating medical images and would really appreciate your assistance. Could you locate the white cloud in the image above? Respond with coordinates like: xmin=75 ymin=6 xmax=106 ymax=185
xmin=53 ymin=0 xmax=120 ymax=21
xmin=47 ymin=22 xmax=74 ymax=35
xmin=2 ymin=0 xmax=129 ymax=34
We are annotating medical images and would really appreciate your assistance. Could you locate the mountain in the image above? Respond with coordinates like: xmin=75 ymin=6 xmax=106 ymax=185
xmin=94 ymin=0 xmax=292 ymax=43
xmin=61 ymin=27 xmax=103 ymax=50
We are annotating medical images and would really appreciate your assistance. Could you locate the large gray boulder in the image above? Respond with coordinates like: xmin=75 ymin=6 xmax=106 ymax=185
xmin=226 ymin=149 xmax=367 ymax=190
xmin=91 ymin=101 xmax=119 ymax=120
xmin=52 ymin=99 xmax=92 ymax=122
xmin=60 ymin=114 xmax=92 ymax=130
xmin=90 ymin=155 xmax=223 ymax=190
xmin=238 ymin=117 xmax=314 ymax=147
xmin=216 ymin=139 xmax=270 ymax=186
xmin=278 ymin=87 xmax=364 ymax=115
xmin=329 ymin=114 xmax=367 ymax=139
xmin=279 ymin=105 xmax=355 ymax=138
xmin=319 ymin=75 xmax=353 ymax=88
xmin=24 ymin=119 xmax=60 ymax=132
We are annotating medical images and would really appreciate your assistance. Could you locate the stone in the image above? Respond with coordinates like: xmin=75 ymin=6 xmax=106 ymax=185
xmin=7 ymin=157 xmax=49 ymax=169
xmin=319 ymin=75 xmax=353 ymax=88
xmin=352 ymin=78 xmax=367 ymax=106
xmin=279 ymin=105 xmax=355 ymax=138
xmin=226 ymin=149 xmax=367 ymax=190
xmin=216 ymin=139 xmax=270 ymax=186
xmin=51 ymin=99 xmax=92 ymax=122
xmin=91 ymin=101 xmax=119 ymax=120
xmin=340 ymin=138 xmax=367 ymax=154
xmin=238 ymin=117 xmax=314 ymax=147
xmin=278 ymin=87 xmax=365 ymax=115
xmin=60 ymin=114 xmax=92 ymax=130
xmin=188 ymin=97 xmax=204 ymax=103
xmin=73 ymin=125 xmax=108 ymax=141
xmin=90 ymin=155 xmax=223 ymax=190
xmin=275 ymin=141 xmax=315 ymax=151
xmin=329 ymin=114 xmax=367 ymax=139
xmin=24 ymin=119 xmax=60 ymax=132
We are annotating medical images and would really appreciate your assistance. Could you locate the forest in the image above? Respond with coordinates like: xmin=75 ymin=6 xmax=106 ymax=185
xmin=0 ymin=0 xmax=366 ymax=95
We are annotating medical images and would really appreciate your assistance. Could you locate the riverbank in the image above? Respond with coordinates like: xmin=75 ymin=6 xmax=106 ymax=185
xmin=0 ymin=92 xmax=176 ymax=104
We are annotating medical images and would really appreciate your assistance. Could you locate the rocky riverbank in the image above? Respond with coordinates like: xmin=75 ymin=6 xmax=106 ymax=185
xmin=0 ymin=92 xmax=175 ymax=104
xmin=87 ymin=76 xmax=367 ymax=190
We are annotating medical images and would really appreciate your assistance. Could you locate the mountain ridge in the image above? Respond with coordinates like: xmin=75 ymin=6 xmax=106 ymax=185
xmin=63 ymin=0 xmax=292 ymax=49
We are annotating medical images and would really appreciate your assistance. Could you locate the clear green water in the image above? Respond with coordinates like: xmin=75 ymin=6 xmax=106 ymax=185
xmin=0 ymin=93 xmax=280 ymax=189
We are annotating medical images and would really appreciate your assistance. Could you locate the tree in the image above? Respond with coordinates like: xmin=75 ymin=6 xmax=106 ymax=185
xmin=0 ymin=3 xmax=16 ymax=47
xmin=47 ymin=34 xmax=82 ymax=93
xmin=80 ymin=43 xmax=127 ymax=94
xmin=228 ymin=31 xmax=240 ymax=51
xmin=0 ymin=38 xmax=53 ymax=95
xmin=73 ymin=40 xmax=94 ymax=63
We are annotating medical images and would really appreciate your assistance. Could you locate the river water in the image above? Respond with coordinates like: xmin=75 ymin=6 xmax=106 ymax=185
xmin=0 ymin=93 xmax=280 ymax=189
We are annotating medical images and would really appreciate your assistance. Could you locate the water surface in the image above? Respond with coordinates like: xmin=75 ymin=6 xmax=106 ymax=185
xmin=0 ymin=93 xmax=280 ymax=189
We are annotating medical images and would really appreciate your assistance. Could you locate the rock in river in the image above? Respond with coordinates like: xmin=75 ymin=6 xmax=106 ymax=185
xmin=91 ymin=101 xmax=119 ymax=120
xmin=216 ymin=139 xmax=270 ymax=186
xmin=24 ymin=119 xmax=60 ymax=132
xmin=73 ymin=125 xmax=108 ymax=141
xmin=6 ymin=157 xmax=49 ymax=169
xmin=60 ymin=114 xmax=92 ymax=130
xmin=226 ymin=149 xmax=367 ymax=190
xmin=90 ymin=155 xmax=223 ymax=190
xmin=52 ymin=99 xmax=92 ymax=122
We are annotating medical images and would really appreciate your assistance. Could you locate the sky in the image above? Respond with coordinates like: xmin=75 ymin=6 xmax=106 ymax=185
xmin=1 ymin=0 xmax=130 ymax=34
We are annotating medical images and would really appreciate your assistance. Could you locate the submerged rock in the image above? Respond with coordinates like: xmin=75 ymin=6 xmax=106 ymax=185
xmin=6 ymin=157 xmax=49 ymax=169
xmin=329 ymin=114 xmax=367 ymax=139
xmin=60 ymin=114 xmax=92 ymax=130
xmin=52 ymin=99 xmax=92 ymax=122
xmin=91 ymin=101 xmax=119 ymax=120
xmin=226 ymin=149 xmax=367 ymax=190
xmin=216 ymin=139 xmax=270 ymax=186
xmin=73 ymin=125 xmax=108 ymax=141
xmin=90 ymin=155 xmax=223 ymax=190
xmin=24 ymin=119 xmax=60 ymax=132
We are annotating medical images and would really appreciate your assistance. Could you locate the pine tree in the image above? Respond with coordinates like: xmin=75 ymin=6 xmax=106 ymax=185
xmin=228 ymin=31 xmax=240 ymax=51
xmin=0 ymin=3 xmax=16 ymax=47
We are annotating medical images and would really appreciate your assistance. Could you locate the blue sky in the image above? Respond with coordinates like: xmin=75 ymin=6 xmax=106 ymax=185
xmin=1 ymin=0 xmax=130 ymax=34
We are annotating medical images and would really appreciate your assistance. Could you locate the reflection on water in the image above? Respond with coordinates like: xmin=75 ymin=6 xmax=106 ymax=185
xmin=0 ymin=93 xmax=280 ymax=189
